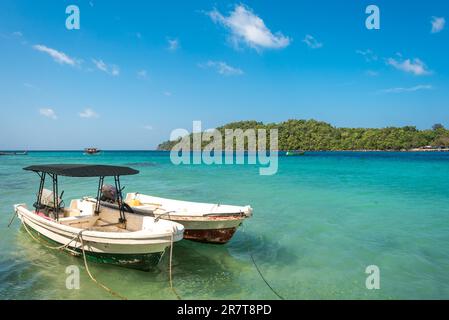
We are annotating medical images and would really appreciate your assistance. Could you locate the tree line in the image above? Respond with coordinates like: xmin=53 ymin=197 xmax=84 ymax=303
xmin=157 ymin=120 xmax=449 ymax=151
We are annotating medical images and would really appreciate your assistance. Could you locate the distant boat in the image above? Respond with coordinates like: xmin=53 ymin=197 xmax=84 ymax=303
xmin=285 ymin=150 xmax=305 ymax=156
xmin=0 ymin=151 xmax=28 ymax=156
xmin=84 ymin=148 xmax=101 ymax=155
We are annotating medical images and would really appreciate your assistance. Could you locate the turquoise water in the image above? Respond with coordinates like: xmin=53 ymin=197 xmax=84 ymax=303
xmin=1 ymin=151 xmax=449 ymax=299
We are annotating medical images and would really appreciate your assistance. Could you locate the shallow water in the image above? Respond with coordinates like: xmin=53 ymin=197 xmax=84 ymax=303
xmin=1 ymin=151 xmax=449 ymax=299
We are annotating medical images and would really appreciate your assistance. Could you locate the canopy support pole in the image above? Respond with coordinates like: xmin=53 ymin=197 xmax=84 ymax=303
xmin=50 ymin=173 xmax=59 ymax=221
xmin=95 ymin=176 xmax=105 ymax=214
xmin=34 ymin=172 xmax=46 ymax=210
xmin=114 ymin=175 xmax=126 ymax=223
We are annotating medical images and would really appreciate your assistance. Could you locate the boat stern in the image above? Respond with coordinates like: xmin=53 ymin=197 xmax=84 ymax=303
xmin=14 ymin=203 xmax=27 ymax=212
xmin=243 ymin=205 xmax=253 ymax=218
xmin=172 ymin=222 xmax=185 ymax=242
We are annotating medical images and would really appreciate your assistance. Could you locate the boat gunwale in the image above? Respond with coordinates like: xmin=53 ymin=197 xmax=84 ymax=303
xmin=15 ymin=204 xmax=183 ymax=243
xmin=125 ymin=193 xmax=253 ymax=218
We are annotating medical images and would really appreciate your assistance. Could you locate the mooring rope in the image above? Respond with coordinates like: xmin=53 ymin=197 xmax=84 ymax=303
xmin=77 ymin=230 xmax=127 ymax=300
xmin=242 ymin=226 xmax=285 ymax=300
xmin=21 ymin=218 xmax=79 ymax=251
xmin=15 ymin=210 xmax=126 ymax=299
xmin=168 ymin=232 xmax=182 ymax=300
xmin=7 ymin=210 xmax=18 ymax=228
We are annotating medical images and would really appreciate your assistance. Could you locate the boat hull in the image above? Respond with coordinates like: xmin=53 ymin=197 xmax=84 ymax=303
xmin=23 ymin=223 xmax=163 ymax=271
xmin=15 ymin=205 xmax=180 ymax=271
xmin=183 ymin=227 xmax=238 ymax=244
xmin=164 ymin=215 xmax=244 ymax=244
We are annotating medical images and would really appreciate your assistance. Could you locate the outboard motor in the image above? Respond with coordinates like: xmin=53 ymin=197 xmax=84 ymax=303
xmin=100 ymin=184 xmax=117 ymax=203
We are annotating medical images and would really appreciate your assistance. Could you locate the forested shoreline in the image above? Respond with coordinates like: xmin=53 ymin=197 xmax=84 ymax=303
xmin=157 ymin=120 xmax=449 ymax=151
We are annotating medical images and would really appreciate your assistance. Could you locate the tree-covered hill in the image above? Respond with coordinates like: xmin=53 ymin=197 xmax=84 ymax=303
xmin=157 ymin=119 xmax=449 ymax=151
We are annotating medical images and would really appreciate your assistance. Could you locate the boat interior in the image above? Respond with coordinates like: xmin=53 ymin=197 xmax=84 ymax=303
xmin=36 ymin=189 xmax=148 ymax=233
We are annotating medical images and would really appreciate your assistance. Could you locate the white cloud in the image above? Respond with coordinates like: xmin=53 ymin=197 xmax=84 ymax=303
xmin=380 ymin=84 xmax=433 ymax=94
xmin=163 ymin=91 xmax=172 ymax=96
xmin=110 ymin=65 xmax=119 ymax=76
xmin=386 ymin=57 xmax=431 ymax=76
xmin=143 ymin=125 xmax=153 ymax=130
xmin=79 ymin=108 xmax=99 ymax=118
xmin=33 ymin=44 xmax=78 ymax=66
xmin=12 ymin=31 xmax=23 ymax=37
xmin=302 ymin=35 xmax=323 ymax=49
xmin=92 ymin=59 xmax=120 ymax=76
xmin=137 ymin=69 xmax=148 ymax=79
xmin=200 ymin=61 xmax=244 ymax=76
xmin=39 ymin=108 xmax=57 ymax=120
xmin=207 ymin=4 xmax=290 ymax=51
xmin=356 ymin=49 xmax=378 ymax=62
xmin=167 ymin=38 xmax=179 ymax=51
xmin=431 ymin=16 xmax=445 ymax=33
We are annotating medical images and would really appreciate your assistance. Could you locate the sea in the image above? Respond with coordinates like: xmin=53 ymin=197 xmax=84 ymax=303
xmin=1 ymin=151 xmax=449 ymax=299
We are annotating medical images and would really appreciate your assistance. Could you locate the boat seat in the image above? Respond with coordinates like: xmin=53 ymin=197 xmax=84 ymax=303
xmin=59 ymin=215 xmax=99 ymax=228
xmin=90 ymin=219 xmax=128 ymax=232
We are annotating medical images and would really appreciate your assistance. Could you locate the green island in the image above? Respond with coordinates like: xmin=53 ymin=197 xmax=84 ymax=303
xmin=157 ymin=120 xmax=449 ymax=151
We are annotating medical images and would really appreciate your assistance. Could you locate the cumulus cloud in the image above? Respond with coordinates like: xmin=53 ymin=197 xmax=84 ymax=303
xmin=92 ymin=59 xmax=119 ymax=76
xmin=167 ymin=38 xmax=179 ymax=51
xmin=386 ymin=57 xmax=431 ymax=76
xmin=356 ymin=49 xmax=378 ymax=62
xmin=33 ymin=45 xmax=78 ymax=66
xmin=199 ymin=61 xmax=244 ymax=76
xmin=380 ymin=84 xmax=433 ymax=94
xmin=79 ymin=108 xmax=99 ymax=118
xmin=39 ymin=108 xmax=57 ymax=119
xmin=431 ymin=16 xmax=445 ymax=33
xmin=207 ymin=4 xmax=290 ymax=51
xmin=302 ymin=35 xmax=323 ymax=49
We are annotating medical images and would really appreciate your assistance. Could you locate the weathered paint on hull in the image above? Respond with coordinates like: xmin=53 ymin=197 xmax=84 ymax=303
xmin=23 ymin=224 xmax=164 ymax=271
xmin=183 ymin=227 xmax=238 ymax=244
xmin=73 ymin=248 xmax=164 ymax=271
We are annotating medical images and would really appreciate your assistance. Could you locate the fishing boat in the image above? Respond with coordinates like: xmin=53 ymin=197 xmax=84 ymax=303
xmin=13 ymin=164 xmax=184 ymax=271
xmin=122 ymin=193 xmax=253 ymax=244
xmin=84 ymin=148 xmax=101 ymax=155
xmin=0 ymin=151 xmax=28 ymax=155
xmin=285 ymin=150 xmax=305 ymax=156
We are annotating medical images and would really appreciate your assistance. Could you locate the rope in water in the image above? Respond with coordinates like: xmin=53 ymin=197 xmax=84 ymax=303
xmin=242 ymin=226 xmax=285 ymax=300
xmin=77 ymin=230 xmax=127 ymax=300
xmin=168 ymin=232 xmax=181 ymax=300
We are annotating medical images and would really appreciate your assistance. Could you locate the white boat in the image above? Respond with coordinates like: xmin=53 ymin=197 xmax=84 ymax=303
xmin=13 ymin=164 xmax=184 ymax=271
xmin=123 ymin=192 xmax=253 ymax=244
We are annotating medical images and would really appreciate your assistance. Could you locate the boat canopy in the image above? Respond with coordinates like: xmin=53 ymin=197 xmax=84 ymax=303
xmin=24 ymin=164 xmax=139 ymax=224
xmin=24 ymin=164 xmax=139 ymax=177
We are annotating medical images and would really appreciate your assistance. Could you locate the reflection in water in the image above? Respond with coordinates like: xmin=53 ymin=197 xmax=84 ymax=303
xmin=124 ymin=162 xmax=158 ymax=167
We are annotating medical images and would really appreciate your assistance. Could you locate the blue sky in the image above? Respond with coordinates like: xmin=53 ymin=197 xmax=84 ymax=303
xmin=0 ymin=0 xmax=448 ymax=149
